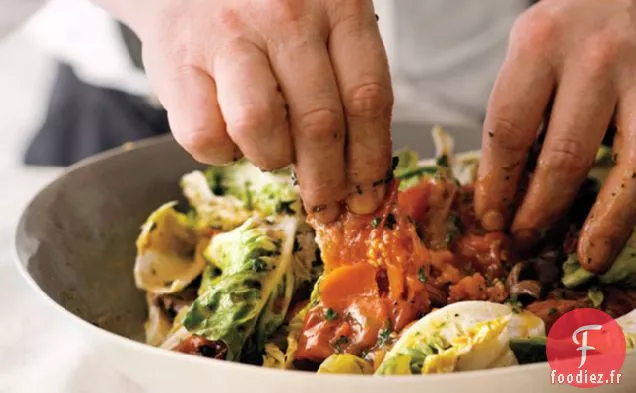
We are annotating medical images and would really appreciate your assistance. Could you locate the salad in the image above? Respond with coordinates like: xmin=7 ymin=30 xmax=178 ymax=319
xmin=133 ymin=127 xmax=636 ymax=375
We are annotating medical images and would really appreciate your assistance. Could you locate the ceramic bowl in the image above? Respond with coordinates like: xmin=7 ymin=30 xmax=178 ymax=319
xmin=14 ymin=130 xmax=635 ymax=393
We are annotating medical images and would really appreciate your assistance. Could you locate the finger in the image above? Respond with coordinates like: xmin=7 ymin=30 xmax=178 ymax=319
xmin=579 ymin=91 xmax=636 ymax=274
xmin=326 ymin=1 xmax=393 ymax=214
xmin=142 ymin=46 xmax=240 ymax=166
xmin=214 ymin=40 xmax=293 ymax=170
xmin=511 ymin=65 xmax=617 ymax=244
xmin=268 ymin=31 xmax=346 ymax=223
xmin=475 ymin=25 xmax=555 ymax=231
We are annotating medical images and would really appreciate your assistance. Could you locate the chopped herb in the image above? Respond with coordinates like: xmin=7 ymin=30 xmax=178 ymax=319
xmin=378 ymin=327 xmax=392 ymax=347
xmin=436 ymin=154 xmax=449 ymax=167
xmin=252 ymin=258 xmax=268 ymax=273
xmin=445 ymin=232 xmax=454 ymax=247
xmin=405 ymin=348 xmax=428 ymax=374
xmin=325 ymin=308 xmax=338 ymax=321
xmin=396 ymin=166 xmax=438 ymax=181
xmin=384 ymin=213 xmax=397 ymax=230
xmin=547 ymin=307 xmax=558 ymax=316
xmin=506 ymin=297 xmax=523 ymax=313
xmin=333 ymin=335 xmax=349 ymax=353
xmin=371 ymin=217 xmax=381 ymax=229
xmin=450 ymin=213 xmax=462 ymax=228
xmin=418 ymin=267 xmax=428 ymax=283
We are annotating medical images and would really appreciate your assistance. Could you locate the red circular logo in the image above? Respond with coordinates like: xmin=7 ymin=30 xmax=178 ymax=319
xmin=547 ymin=308 xmax=626 ymax=388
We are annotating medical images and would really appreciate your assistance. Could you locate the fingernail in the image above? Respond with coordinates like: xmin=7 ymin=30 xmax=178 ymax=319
xmin=580 ymin=238 xmax=612 ymax=274
xmin=309 ymin=203 xmax=341 ymax=224
xmin=481 ymin=210 xmax=505 ymax=231
xmin=512 ymin=228 xmax=539 ymax=251
xmin=347 ymin=189 xmax=383 ymax=215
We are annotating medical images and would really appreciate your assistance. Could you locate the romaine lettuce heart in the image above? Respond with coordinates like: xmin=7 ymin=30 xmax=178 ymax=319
xmin=183 ymin=216 xmax=297 ymax=361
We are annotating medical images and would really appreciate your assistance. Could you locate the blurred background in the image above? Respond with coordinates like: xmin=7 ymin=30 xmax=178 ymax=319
xmin=0 ymin=12 xmax=58 ymax=248
xmin=0 ymin=16 xmax=54 ymax=171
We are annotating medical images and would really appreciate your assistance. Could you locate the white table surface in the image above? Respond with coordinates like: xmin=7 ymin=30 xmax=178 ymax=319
xmin=0 ymin=167 xmax=147 ymax=393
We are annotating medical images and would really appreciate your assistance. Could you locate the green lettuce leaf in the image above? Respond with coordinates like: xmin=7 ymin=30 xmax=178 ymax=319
xmin=562 ymin=229 xmax=636 ymax=289
xmin=509 ymin=337 xmax=547 ymax=364
xmin=204 ymin=159 xmax=300 ymax=217
xmin=184 ymin=216 xmax=297 ymax=360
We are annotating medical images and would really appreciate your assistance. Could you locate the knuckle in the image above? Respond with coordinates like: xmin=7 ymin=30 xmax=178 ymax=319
xmin=582 ymin=29 xmax=622 ymax=75
xmin=344 ymin=82 xmax=393 ymax=119
xmin=268 ymin=0 xmax=303 ymax=25
xmin=509 ymin=8 xmax=560 ymax=56
xmin=487 ymin=118 xmax=533 ymax=153
xmin=226 ymin=104 xmax=272 ymax=137
xmin=297 ymin=107 xmax=343 ymax=145
xmin=541 ymin=137 xmax=590 ymax=174
xmin=170 ymin=44 xmax=206 ymax=71
xmin=218 ymin=7 xmax=244 ymax=32
xmin=331 ymin=0 xmax=368 ymax=20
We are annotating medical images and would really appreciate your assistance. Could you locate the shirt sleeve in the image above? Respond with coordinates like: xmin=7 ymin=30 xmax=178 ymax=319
xmin=0 ymin=0 xmax=46 ymax=38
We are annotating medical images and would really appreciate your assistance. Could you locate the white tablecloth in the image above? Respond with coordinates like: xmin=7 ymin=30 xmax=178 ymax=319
xmin=0 ymin=167 xmax=146 ymax=393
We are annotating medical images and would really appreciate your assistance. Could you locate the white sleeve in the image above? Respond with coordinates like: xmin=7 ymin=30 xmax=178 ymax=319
xmin=376 ymin=0 xmax=528 ymax=130
xmin=0 ymin=0 xmax=46 ymax=38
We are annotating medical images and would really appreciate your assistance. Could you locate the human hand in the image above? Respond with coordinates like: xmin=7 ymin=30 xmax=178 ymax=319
xmin=475 ymin=0 xmax=636 ymax=273
xmin=96 ymin=0 xmax=393 ymax=222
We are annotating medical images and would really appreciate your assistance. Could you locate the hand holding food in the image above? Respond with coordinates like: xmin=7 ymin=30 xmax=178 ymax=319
xmin=94 ymin=0 xmax=393 ymax=222
xmin=476 ymin=0 xmax=636 ymax=275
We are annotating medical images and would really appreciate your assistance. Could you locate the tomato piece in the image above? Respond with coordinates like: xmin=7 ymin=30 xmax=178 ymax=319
xmin=398 ymin=180 xmax=429 ymax=222
xmin=297 ymin=181 xmax=433 ymax=362
xmin=320 ymin=263 xmax=378 ymax=310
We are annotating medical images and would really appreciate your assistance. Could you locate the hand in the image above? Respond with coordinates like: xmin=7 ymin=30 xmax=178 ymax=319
xmin=96 ymin=0 xmax=393 ymax=222
xmin=475 ymin=0 xmax=636 ymax=274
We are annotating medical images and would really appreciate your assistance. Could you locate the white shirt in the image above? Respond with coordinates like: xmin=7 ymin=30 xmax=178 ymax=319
xmin=16 ymin=0 xmax=528 ymax=129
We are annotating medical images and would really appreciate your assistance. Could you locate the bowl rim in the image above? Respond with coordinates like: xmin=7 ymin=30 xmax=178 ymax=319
xmin=10 ymin=135 xmax=632 ymax=383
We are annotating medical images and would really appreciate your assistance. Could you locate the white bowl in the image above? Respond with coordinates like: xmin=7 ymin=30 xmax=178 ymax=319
xmin=14 ymin=134 xmax=635 ymax=393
